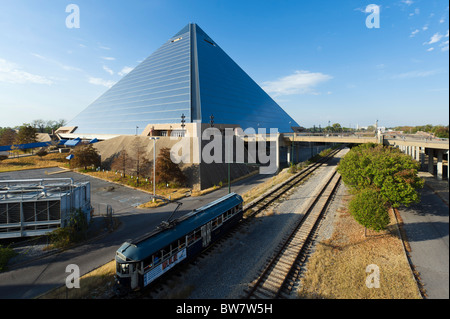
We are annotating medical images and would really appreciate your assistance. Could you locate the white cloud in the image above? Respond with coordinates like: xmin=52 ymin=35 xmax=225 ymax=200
xmin=31 ymin=53 xmax=82 ymax=72
xmin=391 ymin=69 xmax=439 ymax=79
xmin=262 ymin=70 xmax=333 ymax=96
xmin=440 ymin=39 xmax=449 ymax=51
xmin=410 ymin=29 xmax=419 ymax=37
xmin=409 ymin=8 xmax=420 ymax=16
xmin=0 ymin=58 xmax=53 ymax=85
xmin=88 ymin=77 xmax=115 ymax=88
xmin=426 ymin=32 xmax=444 ymax=44
xmin=401 ymin=0 xmax=414 ymax=5
xmin=102 ymin=65 xmax=114 ymax=75
xmin=101 ymin=56 xmax=115 ymax=61
xmin=118 ymin=66 xmax=133 ymax=76
xmin=427 ymin=47 xmax=435 ymax=51
xmin=422 ymin=25 xmax=428 ymax=31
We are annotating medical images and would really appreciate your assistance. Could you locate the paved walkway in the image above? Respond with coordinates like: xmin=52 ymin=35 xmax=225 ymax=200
xmin=399 ymin=172 xmax=449 ymax=299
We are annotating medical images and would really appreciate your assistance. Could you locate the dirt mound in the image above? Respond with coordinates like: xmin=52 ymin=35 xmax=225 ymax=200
xmin=93 ymin=135 xmax=255 ymax=190
xmin=94 ymin=136 xmax=183 ymax=164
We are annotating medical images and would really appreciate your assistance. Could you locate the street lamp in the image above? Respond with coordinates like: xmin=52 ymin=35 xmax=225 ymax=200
xmin=181 ymin=113 xmax=186 ymax=138
xmin=150 ymin=137 xmax=160 ymax=201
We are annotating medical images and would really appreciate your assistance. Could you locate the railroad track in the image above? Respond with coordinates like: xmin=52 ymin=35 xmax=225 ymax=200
xmin=243 ymin=147 xmax=341 ymax=219
xmin=243 ymin=168 xmax=342 ymax=299
xmin=117 ymin=147 xmax=343 ymax=299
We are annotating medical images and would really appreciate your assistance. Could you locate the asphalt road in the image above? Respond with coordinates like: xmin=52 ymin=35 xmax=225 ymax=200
xmin=399 ymin=184 xmax=449 ymax=299
xmin=0 ymin=167 xmax=273 ymax=299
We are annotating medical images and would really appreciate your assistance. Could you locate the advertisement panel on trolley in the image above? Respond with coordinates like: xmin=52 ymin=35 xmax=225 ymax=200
xmin=143 ymin=248 xmax=187 ymax=287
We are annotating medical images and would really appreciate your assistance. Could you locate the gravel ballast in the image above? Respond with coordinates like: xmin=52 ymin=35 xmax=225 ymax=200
xmin=150 ymin=148 xmax=349 ymax=299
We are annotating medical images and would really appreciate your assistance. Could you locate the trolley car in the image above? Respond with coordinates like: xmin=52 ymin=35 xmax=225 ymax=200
xmin=115 ymin=192 xmax=243 ymax=292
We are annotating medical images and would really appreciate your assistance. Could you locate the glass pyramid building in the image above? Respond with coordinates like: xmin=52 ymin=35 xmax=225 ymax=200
xmin=67 ymin=23 xmax=298 ymax=136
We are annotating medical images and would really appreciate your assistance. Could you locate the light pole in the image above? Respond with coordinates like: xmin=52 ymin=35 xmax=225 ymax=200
xmin=150 ymin=137 xmax=159 ymax=201
xmin=181 ymin=113 xmax=186 ymax=136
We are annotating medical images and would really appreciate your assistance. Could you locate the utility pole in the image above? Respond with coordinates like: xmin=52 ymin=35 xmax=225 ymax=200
xmin=150 ymin=137 xmax=159 ymax=201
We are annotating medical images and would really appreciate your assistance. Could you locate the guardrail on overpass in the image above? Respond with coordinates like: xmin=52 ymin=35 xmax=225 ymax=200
xmin=282 ymin=132 xmax=449 ymax=181
xmin=283 ymin=133 xmax=379 ymax=145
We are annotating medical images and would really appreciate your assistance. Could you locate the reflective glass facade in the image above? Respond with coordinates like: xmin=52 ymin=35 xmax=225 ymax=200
xmin=194 ymin=25 xmax=297 ymax=132
xmin=68 ymin=29 xmax=191 ymax=135
xmin=68 ymin=24 xmax=298 ymax=135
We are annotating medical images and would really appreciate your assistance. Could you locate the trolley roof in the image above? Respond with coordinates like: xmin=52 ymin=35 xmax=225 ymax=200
xmin=116 ymin=192 xmax=242 ymax=262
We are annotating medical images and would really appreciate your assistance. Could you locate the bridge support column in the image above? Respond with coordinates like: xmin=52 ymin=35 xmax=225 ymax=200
xmin=414 ymin=146 xmax=420 ymax=162
xmin=420 ymin=147 xmax=425 ymax=167
xmin=437 ymin=150 xmax=443 ymax=181
xmin=428 ymin=149 xmax=434 ymax=174
xmin=287 ymin=150 xmax=291 ymax=164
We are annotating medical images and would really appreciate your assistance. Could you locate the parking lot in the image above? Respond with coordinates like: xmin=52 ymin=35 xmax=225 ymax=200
xmin=0 ymin=166 xmax=273 ymax=298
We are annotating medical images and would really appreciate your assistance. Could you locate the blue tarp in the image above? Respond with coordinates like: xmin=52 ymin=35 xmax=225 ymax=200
xmin=66 ymin=154 xmax=74 ymax=160
xmin=0 ymin=140 xmax=66 ymax=152
xmin=89 ymin=138 xmax=98 ymax=144
xmin=64 ymin=138 xmax=81 ymax=147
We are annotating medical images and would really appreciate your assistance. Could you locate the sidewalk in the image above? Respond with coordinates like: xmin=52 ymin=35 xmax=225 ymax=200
xmin=399 ymin=172 xmax=449 ymax=299
xmin=419 ymin=171 xmax=449 ymax=206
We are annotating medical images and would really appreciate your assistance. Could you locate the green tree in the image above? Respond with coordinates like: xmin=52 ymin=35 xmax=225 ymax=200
xmin=15 ymin=124 xmax=37 ymax=145
xmin=50 ymin=209 xmax=88 ymax=248
xmin=111 ymin=149 xmax=132 ymax=178
xmin=432 ymin=125 xmax=449 ymax=138
xmin=31 ymin=119 xmax=67 ymax=133
xmin=71 ymin=144 xmax=100 ymax=170
xmin=0 ymin=128 xmax=17 ymax=146
xmin=332 ymin=123 xmax=342 ymax=132
xmin=338 ymin=143 xmax=424 ymax=208
xmin=155 ymin=147 xmax=186 ymax=186
xmin=349 ymin=188 xmax=390 ymax=233
xmin=0 ymin=245 xmax=17 ymax=272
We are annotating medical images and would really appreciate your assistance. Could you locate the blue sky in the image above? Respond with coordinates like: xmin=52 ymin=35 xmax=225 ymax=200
xmin=0 ymin=0 xmax=448 ymax=129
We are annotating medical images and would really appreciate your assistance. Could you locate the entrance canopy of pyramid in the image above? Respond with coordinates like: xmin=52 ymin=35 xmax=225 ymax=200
xmin=66 ymin=23 xmax=298 ymax=136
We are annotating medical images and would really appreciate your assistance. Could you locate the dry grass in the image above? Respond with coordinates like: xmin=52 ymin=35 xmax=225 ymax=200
xmin=242 ymin=168 xmax=293 ymax=205
xmin=38 ymin=260 xmax=116 ymax=299
xmin=297 ymin=194 xmax=421 ymax=299
xmin=138 ymin=188 xmax=191 ymax=208
xmin=0 ymin=152 xmax=68 ymax=172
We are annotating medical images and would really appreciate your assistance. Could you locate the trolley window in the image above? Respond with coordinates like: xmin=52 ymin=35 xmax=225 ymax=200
xmin=211 ymin=215 xmax=223 ymax=230
xmin=187 ymin=228 xmax=202 ymax=246
xmin=117 ymin=263 xmax=129 ymax=275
